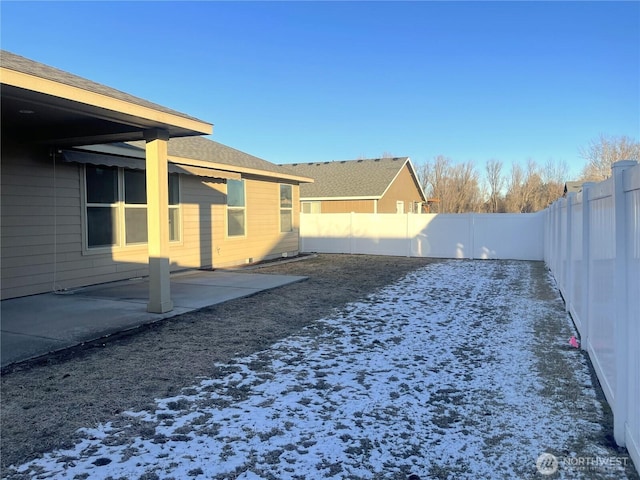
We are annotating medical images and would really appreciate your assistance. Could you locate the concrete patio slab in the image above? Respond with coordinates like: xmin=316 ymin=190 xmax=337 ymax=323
xmin=0 ymin=270 xmax=307 ymax=368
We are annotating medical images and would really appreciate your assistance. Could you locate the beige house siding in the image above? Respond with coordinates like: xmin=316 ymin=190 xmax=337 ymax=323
xmin=1 ymin=147 xmax=301 ymax=300
xmin=378 ymin=165 xmax=425 ymax=213
xmin=175 ymin=176 xmax=226 ymax=270
xmin=1 ymin=145 xmax=149 ymax=299
xmin=212 ymin=175 xmax=300 ymax=268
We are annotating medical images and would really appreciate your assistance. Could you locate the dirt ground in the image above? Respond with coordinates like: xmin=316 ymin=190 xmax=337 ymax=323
xmin=0 ymin=254 xmax=437 ymax=474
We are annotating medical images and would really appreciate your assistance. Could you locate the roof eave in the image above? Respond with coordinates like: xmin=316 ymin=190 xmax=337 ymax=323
xmin=1 ymin=67 xmax=213 ymax=141
xmin=169 ymin=154 xmax=314 ymax=183
xmin=300 ymin=196 xmax=380 ymax=201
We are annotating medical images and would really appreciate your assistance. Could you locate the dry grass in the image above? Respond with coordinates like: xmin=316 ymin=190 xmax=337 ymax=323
xmin=0 ymin=254 xmax=436 ymax=473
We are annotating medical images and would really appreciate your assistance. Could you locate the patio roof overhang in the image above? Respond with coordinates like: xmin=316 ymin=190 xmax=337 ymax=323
xmin=1 ymin=69 xmax=212 ymax=146
xmin=1 ymin=51 xmax=213 ymax=314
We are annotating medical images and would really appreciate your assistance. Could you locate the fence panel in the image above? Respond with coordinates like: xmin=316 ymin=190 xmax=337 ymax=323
xmin=624 ymin=168 xmax=640 ymax=471
xmin=588 ymin=181 xmax=617 ymax=403
xmin=568 ymin=194 xmax=584 ymax=333
xmin=411 ymin=214 xmax=473 ymax=258
xmin=544 ymin=160 xmax=639 ymax=470
xmin=351 ymin=213 xmax=411 ymax=257
xmin=299 ymin=213 xmax=352 ymax=254
xmin=301 ymin=213 xmax=544 ymax=261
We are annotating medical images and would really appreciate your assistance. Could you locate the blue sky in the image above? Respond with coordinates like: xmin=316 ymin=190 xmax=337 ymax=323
xmin=1 ymin=1 xmax=638 ymax=177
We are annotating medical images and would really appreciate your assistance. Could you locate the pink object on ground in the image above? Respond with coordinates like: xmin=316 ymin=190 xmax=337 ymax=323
xmin=569 ymin=336 xmax=580 ymax=348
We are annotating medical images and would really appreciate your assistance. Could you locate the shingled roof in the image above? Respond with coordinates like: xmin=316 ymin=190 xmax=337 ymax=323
xmin=123 ymin=137 xmax=312 ymax=182
xmin=284 ymin=157 xmax=417 ymax=199
xmin=1 ymin=50 xmax=205 ymax=123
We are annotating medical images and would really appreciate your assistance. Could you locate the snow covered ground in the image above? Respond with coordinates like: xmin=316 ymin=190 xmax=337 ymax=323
xmin=9 ymin=260 xmax=634 ymax=479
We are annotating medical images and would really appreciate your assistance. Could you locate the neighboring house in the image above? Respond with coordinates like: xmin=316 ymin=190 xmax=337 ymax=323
xmin=563 ymin=181 xmax=583 ymax=197
xmin=0 ymin=50 xmax=311 ymax=308
xmin=284 ymin=157 xmax=428 ymax=214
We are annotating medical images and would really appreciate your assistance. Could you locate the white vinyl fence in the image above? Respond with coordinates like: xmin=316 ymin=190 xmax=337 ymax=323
xmin=300 ymin=212 xmax=544 ymax=260
xmin=545 ymin=160 xmax=640 ymax=469
xmin=299 ymin=163 xmax=638 ymax=469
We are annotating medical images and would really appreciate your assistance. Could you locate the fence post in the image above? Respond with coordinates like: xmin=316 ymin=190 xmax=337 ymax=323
xmin=555 ymin=202 xmax=561 ymax=274
xmin=580 ymin=182 xmax=595 ymax=351
xmin=550 ymin=203 xmax=556 ymax=273
xmin=612 ymin=160 xmax=636 ymax=445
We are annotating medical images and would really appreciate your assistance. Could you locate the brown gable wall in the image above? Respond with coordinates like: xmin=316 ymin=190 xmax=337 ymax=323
xmin=377 ymin=164 xmax=425 ymax=213
xmin=318 ymin=199 xmax=376 ymax=213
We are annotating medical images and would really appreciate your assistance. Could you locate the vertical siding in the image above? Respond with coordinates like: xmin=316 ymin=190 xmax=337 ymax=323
xmin=378 ymin=164 xmax=424 ymax=213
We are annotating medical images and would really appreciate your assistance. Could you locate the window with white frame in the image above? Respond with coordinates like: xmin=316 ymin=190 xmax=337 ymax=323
xmin=280 ymin=184 xmax=293 ymax=232
xmin=227 ymin=179 xmax=246 ymax=237
xmin=85 ymin=165 xmax=180 ymax=249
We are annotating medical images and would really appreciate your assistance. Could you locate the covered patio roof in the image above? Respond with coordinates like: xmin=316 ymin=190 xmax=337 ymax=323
xmin=1 ymin=50 xmax=212 ymax=146
xmin=1 ymin=50 xmax=213 ymax=314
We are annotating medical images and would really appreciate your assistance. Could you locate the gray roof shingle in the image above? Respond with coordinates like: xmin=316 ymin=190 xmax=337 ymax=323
xmin=283 ymin=157 xmax=410 ymax=198
xmin=1 ymin=50 xmax=206 ymax=124
xmin=127 ymin=136 xmax=310 ymax=181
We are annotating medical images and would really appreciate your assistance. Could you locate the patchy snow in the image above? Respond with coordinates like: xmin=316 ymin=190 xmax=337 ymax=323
xmin=8 ymin=261 xmax=632 ymax=479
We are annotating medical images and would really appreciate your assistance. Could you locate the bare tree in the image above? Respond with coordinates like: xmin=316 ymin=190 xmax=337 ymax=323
xmin=448 ymin=161 xmax=482 ymax=213
xmin=485 ymin=159 xmax=504 ymax=213
xmin=417 ymin=156 xmax=482 ymax=213
xmin=504 ymin=163 xmax=524 ymax=212
xmin=579 ymin=134 xmax=640 ymax=181
xmin=541 ymin=158 xmax=568 ymax=206
xmin=418 ymin=155 xmax=451 ymax=212
xmin=518 ymin=159 xmax=541 ymax=212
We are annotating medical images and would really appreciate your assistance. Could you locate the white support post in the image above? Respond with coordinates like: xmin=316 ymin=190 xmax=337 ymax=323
xmin=612 ymin=160 xmax=636 ymax=445
xmin=145 ymin=128 xmax=173 ymax=314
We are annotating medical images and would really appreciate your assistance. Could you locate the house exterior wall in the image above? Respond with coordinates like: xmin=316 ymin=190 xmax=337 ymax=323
xmin=0 ymin=145 xmax=301 ymax=300
xmin=210 ymin=174 xmax=301 ymax=268
xmin=377 ymin=164 xmax=425 ymax=213
xmin=314 ymin=199 xmax=376 ymax=213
